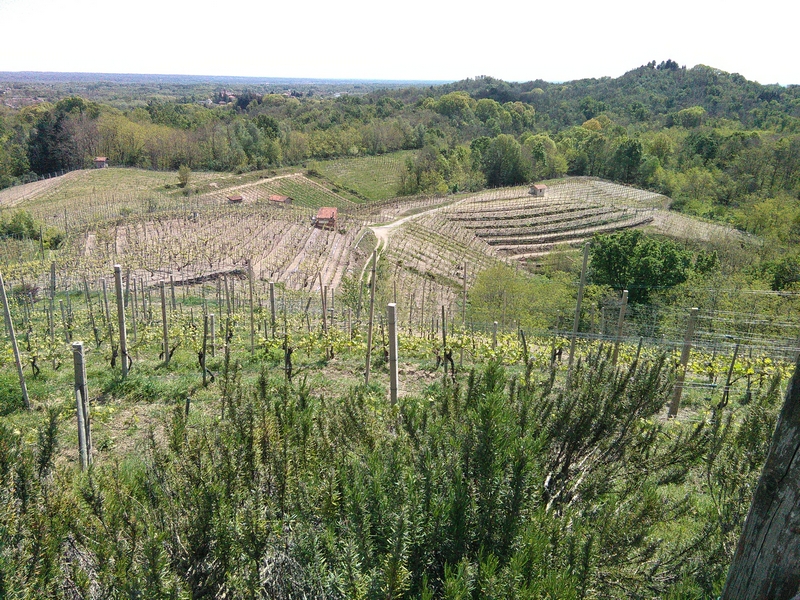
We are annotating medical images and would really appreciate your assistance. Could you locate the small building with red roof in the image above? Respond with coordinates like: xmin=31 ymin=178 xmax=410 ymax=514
xmin=313 ymin=207 xmax=338 ymax=230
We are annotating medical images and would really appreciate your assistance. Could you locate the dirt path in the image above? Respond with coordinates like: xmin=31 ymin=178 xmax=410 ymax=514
xmin=361 ymin=198 xmax=468 ymax=282
xmin=214 ymin=172 xmax=298 ymax=195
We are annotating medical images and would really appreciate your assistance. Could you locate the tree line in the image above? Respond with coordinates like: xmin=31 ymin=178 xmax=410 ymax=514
xmin=2 ymin=62 xmax=800 ymax=256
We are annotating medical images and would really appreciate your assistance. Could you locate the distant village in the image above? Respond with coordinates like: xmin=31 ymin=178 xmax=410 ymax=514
xmin=0 ymin=86 xmax=349 ymax=109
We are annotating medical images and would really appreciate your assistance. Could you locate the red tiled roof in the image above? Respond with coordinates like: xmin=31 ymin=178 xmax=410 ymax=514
xmin=316 ymin=207 xmax=337 ymax=220
xmin=94 ymin=157 xmax=107 ymax=161
xmin=227 ymin=195 xmax=243 ymax=202
xmin=269 ymin=195 xmax=290 ymax=202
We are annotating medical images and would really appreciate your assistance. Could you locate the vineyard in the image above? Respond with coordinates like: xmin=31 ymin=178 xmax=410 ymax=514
xmin=1 ymin=166 xmax=800 ymax=597
xmin=439 ymin=179 xmax=658 ymax=262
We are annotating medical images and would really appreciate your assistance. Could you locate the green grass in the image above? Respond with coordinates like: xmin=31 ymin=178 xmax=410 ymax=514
xmin=266 ymin=176 xmax=354 ymax=209
xmin=314 ymin=150 xmax=414 ymax=202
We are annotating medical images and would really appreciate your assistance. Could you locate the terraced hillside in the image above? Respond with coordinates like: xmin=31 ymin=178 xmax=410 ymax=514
xmin=439 ymin=179 xmax=659 ymax=262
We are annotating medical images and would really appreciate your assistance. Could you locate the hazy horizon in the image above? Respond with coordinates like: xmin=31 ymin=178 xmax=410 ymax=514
xmin=1 ymin=0 xmax=799 ymax=86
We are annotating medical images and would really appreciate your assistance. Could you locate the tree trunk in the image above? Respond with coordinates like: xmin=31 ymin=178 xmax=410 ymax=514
xmin=722 ymin=355 xmax=800 ymax=600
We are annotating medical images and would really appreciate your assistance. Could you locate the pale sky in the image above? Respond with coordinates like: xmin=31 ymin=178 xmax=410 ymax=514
xmin=0 ymin=0 xmax=798 ymax=85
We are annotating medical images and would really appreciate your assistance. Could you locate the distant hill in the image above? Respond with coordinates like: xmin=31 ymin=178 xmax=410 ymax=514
xmin=427 ymin=62 xmax=800 ymax=128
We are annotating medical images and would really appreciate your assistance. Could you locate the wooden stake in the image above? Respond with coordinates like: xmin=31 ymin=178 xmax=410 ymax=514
xmin=668 ymin=307 xmax=699 ymax=417
xmin=0 ymin=273 xmax=30 ymax=409
xmin=365 ymin=250 xmax=377 ymax=386
xmin=60 ymin=299 xmax=69 ymax=342
xmin=388 ymin=303 xmax=398 ymax=406
xmin=114 ymin=265 xmax=129 ymax=378
xmin=269 ymin=280 xmax=276 ymax=338
xmin=248 ymin=263 xmax=255 ymax=353
xmin=202 ymin=314 xmax=209 ymax=386
xmin=72 ymin=341 xmax=92 ymax=469
xmin=101 ymin=278 xmax=111 ymax=327
xmin=161 ymin=281 xmax=170 ymax=366
xmin=210 ymin=313 xmax=216 ymax=358
xmin=568 ymin=244 xmax=590 ymax=368
xmin=47 ymin=262 xmax=56 ymax=368
xmin=441 ymin=305 xmax=447 ymax=378
xmin=130 ymin=278 xmax=138 ymax=344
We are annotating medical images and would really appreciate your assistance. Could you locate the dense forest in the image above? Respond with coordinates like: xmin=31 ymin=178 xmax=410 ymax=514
xmin=2 ymin=61 xmax=800 ymax=274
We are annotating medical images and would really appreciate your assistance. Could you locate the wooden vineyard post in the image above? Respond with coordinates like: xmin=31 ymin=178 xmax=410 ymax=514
xmin=461 ymin=261 xmax=467 ymax=367
xmin=85 ymin=280 xmax=100 ymax=347
xmin=611 ymin=289 xmax=628 ymax=366
xmin=492 ymin=321 xmax=498 ymax=350
xmin=348 ymin=308 xmax=352 ymax=341
xmin=330 ymin=287 xmax=335 ymax=330
xmin=169 ymin=274 xmax=176 ymax=310
xmin=388 ymin=303 xmax=399 ymax=406
xmin=114 ymin=265 xmax=129 ymax=378
xmin=568 ymin=243 xmax=590 ymax=369
xmin=248 ymin=263 xmax=255 ymax=353
xmin=269 ymin=281 xmax=276 ymax=338
xmin=161 ymin=281 xmax=170 ymax=366
xmin=420 ymin=280 xmax=426 ymax=333
xmin=719 ymin=339 xmax=741 ymax=410
xmin=408 ymin=293 xmax=414 ymax=336
xmin=224 ymin=275 xmax=231 ymax=316
xmin=101 ymin=278 xmax=111 ymax=327
xmin=210 ymin=313 xmax=216 ymax=358
xmin=0 ymin=273 xmax=30 ymax=410
xmin=124 ymin=268 xmax=130 ymax=307
xmin=72 ymin=341 xmax=92 ymax=470
xmin=317 ymin=274 xmax=327 ymax=330
xmin=323 ymin=285 xmax=330 ymax=331
xmin=441 ymin=305 xmax=448 ymax=379
xmin=60 ymin=299 xmax=69 ymax=342
xmin=49 ymin=261 xmax=56 ymax=368
xmin=202 ymin=314 xmax=209 ymax=387
xmin=130 ymin=278 xmax=138 ymax=345
xmin=668 ymin=308 xmax=699 ymax=417
xmin=365 ymin=250 xmax=377 ymax=386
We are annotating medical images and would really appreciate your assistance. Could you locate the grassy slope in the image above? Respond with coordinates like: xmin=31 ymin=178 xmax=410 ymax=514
xmin=314 ymin=151 xmax=413 ymax=202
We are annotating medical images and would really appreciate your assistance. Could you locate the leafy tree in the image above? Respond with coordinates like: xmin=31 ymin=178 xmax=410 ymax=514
xmin=590 ymin=229 xmax=693 ymax=303
xmin=177 ymin=165 xmax=191 ymax=188
xmin=579 ymin=96 xmax=606 ymax=120
xmin=763 ymin=255 xmax=800 ymax=291
xmin=672 ymin=105 xmax=706 ymax=128
xmin=608 ymin=136 xmax=643 ymax=182
xmin=432 ymin=91 xmax=476 ymax=122
xmin=255 ymin=114 xmax=280 ymax=140
xmin=478 ymin=134 xmax=531 ymax=187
